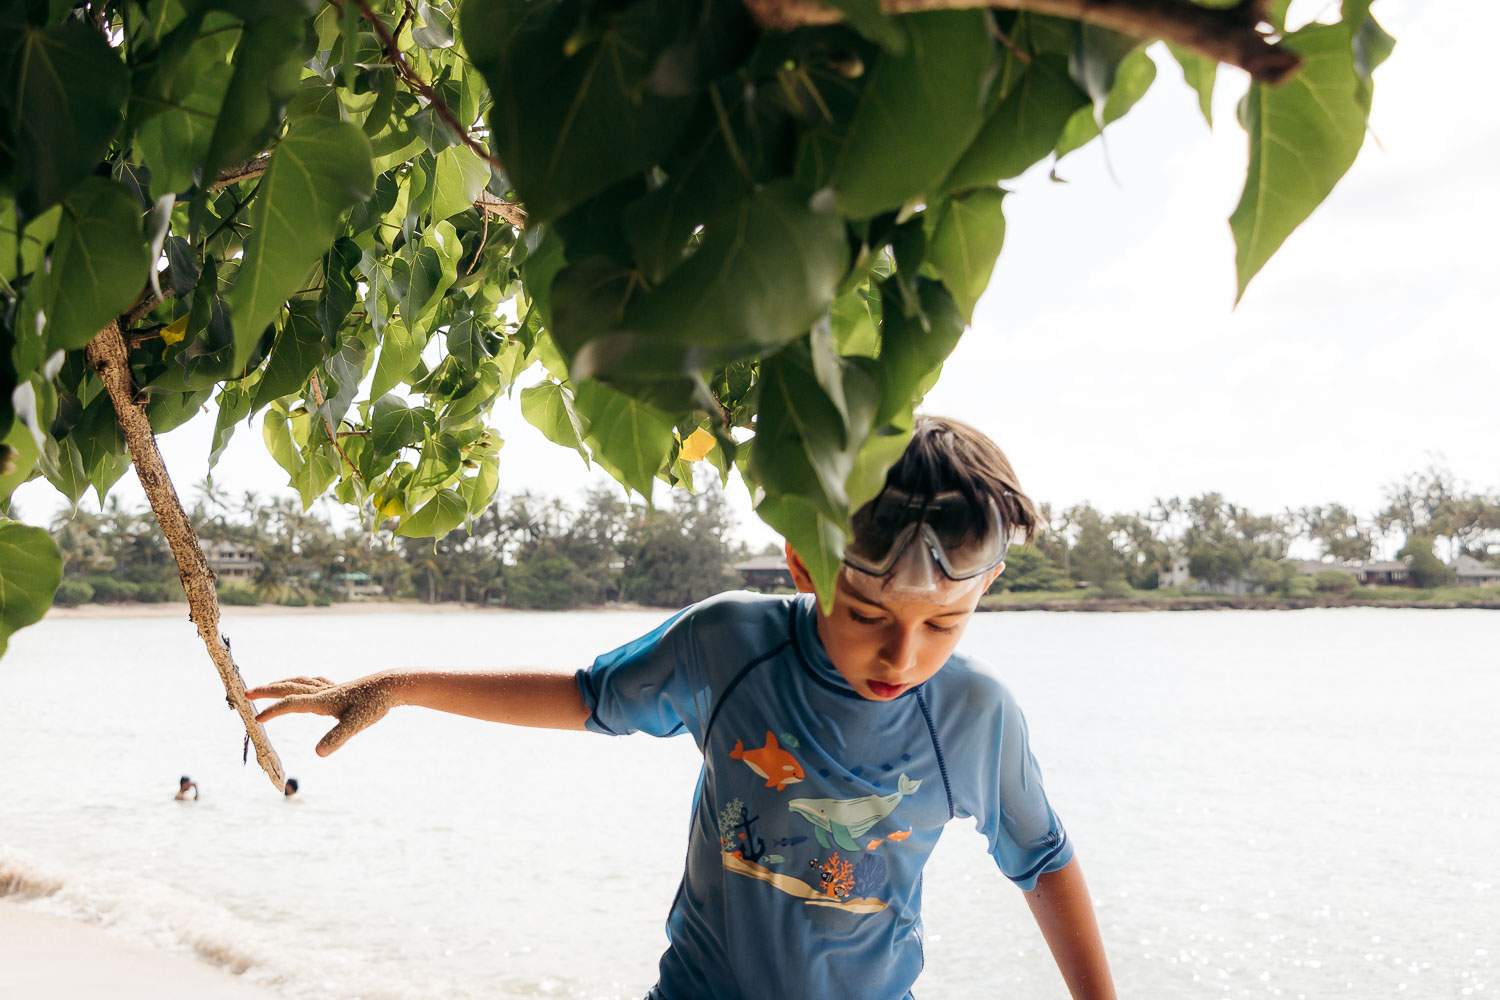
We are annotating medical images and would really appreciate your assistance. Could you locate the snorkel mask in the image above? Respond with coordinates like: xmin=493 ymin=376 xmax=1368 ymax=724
xmin=842 ymin=488 xmax=1011 ymax=598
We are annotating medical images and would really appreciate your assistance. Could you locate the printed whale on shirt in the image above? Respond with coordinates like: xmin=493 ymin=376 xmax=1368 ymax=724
xmin=787 ymin=774 xmax=923 ymax=852
xmin=730 ymin=731 xmax=805 ymax=790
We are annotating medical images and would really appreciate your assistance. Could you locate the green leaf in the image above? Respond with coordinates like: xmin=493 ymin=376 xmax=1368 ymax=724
xmin=462 ymin=0 xmax=695 ymax=221
xmin=368 ymin=394 xmax=426 ymax=462
xmin=926 ymin=188 xmax=1006 ymax=323
xmin=750 ymin=338 xmax=874 ymax=525
xmin=756 ymin=493 xmax=844 ymax=611
xmin=317 ymin=237 xmax=362 ymax=347
xmin=39 ymin=436 xmax=87 ymax=506
xmin=370 ymin=319 xmax=424 ymax=399
xmin=396 ymin=488 xmax=466 ymax=538
xmin=229 ymin=116 xmax=374 ymax=369
xmin=210 ymin=374 xmax=258 ymax=470
xmin=943 ymin=55 xmax=1089 ymax=192
xmin=574 ymin=379 xmax=675 ymax=500
xmin=253 ymin=301 xmax=325 ymax=410
xmin=198 ymin=14 xmax=308 ymax=195
xmin=1230 ymin=23 xmax=1372 ymax=301
xmin=823 ymin=11 xmax=992 ymax=219
xmin=458 ymin=451 xmax=500 ymax=515
xmin=875 ymin=279 xmax=965 ymax=425
xmin=520 ymin=379 xmax=590 ymax=468
xmin=407 ymin=428 xmax=462 ymax=508
xmin=0 ymin=518 xmax=62 ymax=659
xmin=426 ymin=144 xmax=490 ymax=222
xmin=147 ymin=386 xmax=213 ymax=435
xmin=556 ymin=182 xmax=848 ymax=382
xmin=1167 ymin=43 xmax=1216 ymax=128
xmin=134 ymin=21 xmax=238 ymax=198
xmin=1055 ymin=48 xmax=1157 ymax=159
xmin=2 ymin=19 xmax=129 ymax=217
xmin=39 ymin=179 xmax=152 ymax=353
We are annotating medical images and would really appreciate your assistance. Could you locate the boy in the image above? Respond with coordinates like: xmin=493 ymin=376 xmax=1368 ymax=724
xmin=248 ymin=416 xmax=1115 ymax=999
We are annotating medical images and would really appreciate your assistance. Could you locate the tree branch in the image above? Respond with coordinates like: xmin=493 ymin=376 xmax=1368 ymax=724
xmin=210 ymin=154 xmax=271 ymax=191
xmin=742 ymin=0 xmax=1300 ymax=84
xmin=84 ymin=322 xmax=288 ymax=793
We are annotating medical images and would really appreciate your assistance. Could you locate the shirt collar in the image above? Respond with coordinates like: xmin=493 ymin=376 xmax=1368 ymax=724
xmin=790 ymin=593 xmax=862 ymax=699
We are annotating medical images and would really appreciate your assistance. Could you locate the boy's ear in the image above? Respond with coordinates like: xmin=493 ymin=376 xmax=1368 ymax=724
xmin=784 ymin=543 xmax=818 ymax=594
xmin=983 ymin=562 xmax=1005 ymax=591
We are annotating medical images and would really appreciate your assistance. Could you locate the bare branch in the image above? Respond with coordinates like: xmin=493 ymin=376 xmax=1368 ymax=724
xmin=84 ymin=322 xmax=287 ymax=793
xmin=210 ymin=154 xmax=271 ymax=191
xmin=741 ymin=0 xmax=1300 ymax=84
xmin=309 ymin=373 xmax=365 ymax=482
xmin=349 ymin=0 xmax=508 ymax=173
xmin=475 ymin=192 xmax=527 ymax=228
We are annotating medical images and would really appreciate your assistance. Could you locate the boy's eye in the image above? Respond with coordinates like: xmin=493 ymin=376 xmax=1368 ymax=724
xmin=925 ymin=620 xmax=959 ymax=634
xmin=847 ymin=608 xmax=884 ymax=626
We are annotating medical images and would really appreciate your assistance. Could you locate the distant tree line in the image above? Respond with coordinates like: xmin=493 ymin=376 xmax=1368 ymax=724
xmin=998 ymin=465 xmax=1500 ymax=595
xmin=39 ymin=463 xmax=1500 ymax=609
xmin=45 ymin=481 xmax=749 ymax=610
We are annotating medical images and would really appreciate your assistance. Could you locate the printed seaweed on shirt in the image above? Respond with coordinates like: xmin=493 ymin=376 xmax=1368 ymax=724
xmin=717 ymin=797 xmax=767 ymax=862
xmin=729 ymin=731 xmax=805 ymax=790
xmin=786 ymin=774 xmax=923 ymax=851
xmin=851 ymin=853 xmax=888 ymax=898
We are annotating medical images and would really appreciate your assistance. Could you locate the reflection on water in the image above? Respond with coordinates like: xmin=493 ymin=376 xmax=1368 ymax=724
xmin=1 ymin=607 xmax=1495 ymax=998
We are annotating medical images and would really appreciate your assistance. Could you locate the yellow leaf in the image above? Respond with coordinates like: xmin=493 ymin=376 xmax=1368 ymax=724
xmin=160 ymin=314 xmax=190 ymax=345
xmin=680 ymin=427 xmax=716 ymax=463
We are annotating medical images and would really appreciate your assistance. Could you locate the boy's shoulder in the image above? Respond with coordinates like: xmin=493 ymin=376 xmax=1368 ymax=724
xmin=928 ymin=647 xmax=1019 ymax=712
xmin=679 ymin=589 xmax=797 ymax=630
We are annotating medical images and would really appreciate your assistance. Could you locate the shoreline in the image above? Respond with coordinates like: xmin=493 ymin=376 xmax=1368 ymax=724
xmin=0 ymin=900 xmax=281 ymax=999
xmin=43 ymin=598 xmax=663 ymax=619
xmin=980 ymin=594 xmax=1500 ymax=612
xmin=42 ymin=593 xmax=1500 ymax=619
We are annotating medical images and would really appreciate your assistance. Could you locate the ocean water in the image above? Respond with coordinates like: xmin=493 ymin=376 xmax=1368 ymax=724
xmin=0 ymin=606 xmax=1495 ymax=999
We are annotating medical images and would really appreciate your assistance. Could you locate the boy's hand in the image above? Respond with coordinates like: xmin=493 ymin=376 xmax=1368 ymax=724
xmin=246 ymin=674 xmax=395 ymax=757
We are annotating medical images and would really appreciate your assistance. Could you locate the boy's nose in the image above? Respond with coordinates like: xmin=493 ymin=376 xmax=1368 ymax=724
xmin=880 ymin=627 xmax=920 ymax=675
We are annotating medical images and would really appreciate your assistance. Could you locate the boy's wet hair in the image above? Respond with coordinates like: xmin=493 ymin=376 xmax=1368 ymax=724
xmin=854 ymin=416 xmax=1037 ymax=549
xmin=179 ymin=775 xmax=192 ymax=785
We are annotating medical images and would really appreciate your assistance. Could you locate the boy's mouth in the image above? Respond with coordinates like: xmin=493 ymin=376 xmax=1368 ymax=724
xmin=866 ymin=680 xmax=908 ymax=699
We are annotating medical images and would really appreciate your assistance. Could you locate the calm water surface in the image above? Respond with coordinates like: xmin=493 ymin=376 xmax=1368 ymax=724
xmin=1 ymin=606 xmax=1495 ymax=998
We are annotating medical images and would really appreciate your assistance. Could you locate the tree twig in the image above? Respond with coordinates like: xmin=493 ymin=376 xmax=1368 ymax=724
xmin=309 ymin=373 xmax=365 ymax=482
xmin=84 ymin=322 xmax=287 ymax=792
xmin=210 ymin=155 xmax=271 ymax=191
xmin=475 ymin=192 xmax=526 ymax=228
xmin=742 ymin=0 xmax=1300 ymax=84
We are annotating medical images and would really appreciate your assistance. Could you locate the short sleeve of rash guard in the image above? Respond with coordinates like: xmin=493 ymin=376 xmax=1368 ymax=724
xmin=575 ymin=606 xmax=706 ymax=738
xmin=952 ymin=679 xmax=1074 ymax=890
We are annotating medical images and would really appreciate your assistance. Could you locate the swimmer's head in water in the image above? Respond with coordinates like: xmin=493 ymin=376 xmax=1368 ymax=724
xmin=284 ymin=778 xmax=299 ymax=796
xmin=179 ymin=775 xmax=192 ymax=787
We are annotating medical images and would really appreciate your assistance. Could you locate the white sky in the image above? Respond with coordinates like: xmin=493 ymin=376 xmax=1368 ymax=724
xmin=14 ymin=0 xmax=1498 ymax=550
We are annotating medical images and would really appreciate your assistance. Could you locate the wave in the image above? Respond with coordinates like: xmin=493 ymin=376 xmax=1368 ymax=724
xmin=0 ymin=848 xmax=486 ymax=1000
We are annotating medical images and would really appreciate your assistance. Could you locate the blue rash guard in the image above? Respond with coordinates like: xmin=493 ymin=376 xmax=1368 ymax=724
xmin=575 ymin=591 xmax=1073 ymax=1000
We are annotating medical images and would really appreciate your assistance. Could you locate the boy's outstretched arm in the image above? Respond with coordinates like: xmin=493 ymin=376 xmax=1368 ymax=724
xmin=1023 ymin=857 xmax=1117 ymax=1000
xmin=246 ymin=670 xmax=591 ymax=757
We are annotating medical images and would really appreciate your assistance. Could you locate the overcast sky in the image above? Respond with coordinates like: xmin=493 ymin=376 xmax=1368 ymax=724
xmin=14 ymin=0 xmax=1497 ymax=550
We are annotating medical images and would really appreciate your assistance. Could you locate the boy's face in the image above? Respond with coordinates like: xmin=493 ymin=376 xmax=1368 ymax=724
xmin=786 ymin=545 xmax=1002 ymax=701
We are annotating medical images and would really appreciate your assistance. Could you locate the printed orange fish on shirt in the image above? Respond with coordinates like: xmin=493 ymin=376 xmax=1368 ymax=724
xmin=730 ymin=731 xmax=804 ymax=791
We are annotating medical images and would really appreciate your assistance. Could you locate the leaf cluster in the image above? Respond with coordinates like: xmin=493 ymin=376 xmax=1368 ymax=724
xmin=0 ymin=0 xmax=1392 ymax=619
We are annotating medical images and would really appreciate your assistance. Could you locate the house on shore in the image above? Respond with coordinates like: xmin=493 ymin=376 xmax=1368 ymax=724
xmin=1290 ymin=558 xmax=1413 ymax=587
xmin=733 ymin=555 xmax=794 ymax=592
xmin=1453 ymin=555 xmax=1500 ymax=588
xmin=205 ymin=540 xmax=261 ymax=584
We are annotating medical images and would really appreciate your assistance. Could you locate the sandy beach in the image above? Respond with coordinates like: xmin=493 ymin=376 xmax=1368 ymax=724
xmin=0 ymin=900 xmax=282 ymax=999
